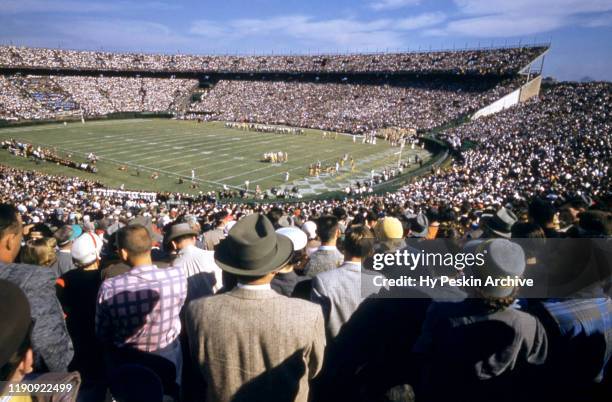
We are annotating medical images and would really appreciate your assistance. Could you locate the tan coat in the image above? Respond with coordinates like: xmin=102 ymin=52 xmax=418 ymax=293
xmin=185 ymin=287 xmax=326 ymax=402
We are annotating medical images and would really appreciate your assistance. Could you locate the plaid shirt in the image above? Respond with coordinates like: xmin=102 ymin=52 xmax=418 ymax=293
xmin=96 ymin=264 xmax=187 ymax=352
xmin=540 ymin=297 xmax=612 ymax=382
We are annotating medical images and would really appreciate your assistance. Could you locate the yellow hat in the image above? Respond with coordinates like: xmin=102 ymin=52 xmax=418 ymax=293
xmin=375 ymin=217 xmax=404 ymax=240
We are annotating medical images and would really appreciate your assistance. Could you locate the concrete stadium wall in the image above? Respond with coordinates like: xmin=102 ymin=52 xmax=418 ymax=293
xmin=472 ymin=88 xmax=520 ymax=119
xmin=472 ymin=76 xmax=542 ymax=120
xmin=519 ymin=75 xmax=542 ymax=102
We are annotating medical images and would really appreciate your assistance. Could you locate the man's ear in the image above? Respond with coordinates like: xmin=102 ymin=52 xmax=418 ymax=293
xmin=3 ymin=232 xmax=17 ymax=251
xmin=15 ymin=348 xmax=34 ymax=378
xmin=119 ymin=248 xmax=129 ymax=262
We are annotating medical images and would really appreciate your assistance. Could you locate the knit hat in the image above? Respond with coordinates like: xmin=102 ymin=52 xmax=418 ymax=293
xmin=0 ymin=279 xmax=31 ymax=369
xmin=71 ymin=232 xmax=103 ymax=267
xmin=464 ymin=239 xmax=526 ymax=297
xmin=375 ymin=217 xmax=404 ymax=240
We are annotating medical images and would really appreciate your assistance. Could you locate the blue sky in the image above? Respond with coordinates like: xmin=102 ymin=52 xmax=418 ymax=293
xmin=1 ymin=0 xmax=611 ymax=81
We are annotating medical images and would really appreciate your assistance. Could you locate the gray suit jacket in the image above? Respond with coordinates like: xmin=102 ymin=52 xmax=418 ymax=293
xmin=304 ymin=247 xmax=343 ymax=278
xmin=185 ymin=287 xmax=326 ymax=402
xmin=311 ymin=262 xmax=382 ymax=339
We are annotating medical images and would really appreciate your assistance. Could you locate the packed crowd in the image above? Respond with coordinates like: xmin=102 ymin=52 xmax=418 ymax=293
xmin=0 ymin=193 xmax=609 ymax=402
xmin=0 ymin=74 xmax=197 ymax=121
xmin=431 ymin=82 xmax=611 ymax=204
xmin=190 ymin=77 xmax=519 ymax=133
xmin=0 ymin=45 xmax=547 ymax=75
xmin=0 ymin=75 xmax=610 ymax=401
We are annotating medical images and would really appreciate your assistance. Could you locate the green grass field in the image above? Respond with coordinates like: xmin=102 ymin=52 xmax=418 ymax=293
xmin=0 ymin=119 xmax=432 ymax=196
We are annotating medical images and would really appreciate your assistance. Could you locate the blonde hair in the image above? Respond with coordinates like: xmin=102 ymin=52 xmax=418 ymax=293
xmin=20 ymin=237 xmax=57 ymax=267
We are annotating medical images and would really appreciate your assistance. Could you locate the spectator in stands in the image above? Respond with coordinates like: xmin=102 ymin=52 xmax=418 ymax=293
xmin=203 ymin=211 xmax=228 ymax=251
xmin=529 ymin=198 xmax=561 ymax=238
xmin=406 ymin=213 xmax=429 ymax=239
xmin=311 ymin=225 xmax=378 ymax=339
xmin=0 ymin=203 xmax=74 ymax=372
xmin=20 ymin=237 xmax=57 ymax=267
xmin=272 ymin=226 xmax=309 ymax=296
xmin=0 ymin=279 xmax=81 ymax=400
xmin=526 ymin=212 xmax=611 ymax=400
xmin=478 ymin=207 xmax=518 ymax=239
xmin=96 ymin=224 xmax=187 ymax=389
xmin=56 ymin=232 xmax=105 ymax=401
xmin=165 ymin=222 xmax=222 ymax=302
xmin=185 ymin=214 xmax=325 ymax=402
xmin=304 ymin=216 xmax=343 ymax=278
xmin=413 ymin=239 xmax=548 ymax=402
xmin=302 ymin=221 xmax=320 ymax=256
xmin=52 ymin=224 xmax=80 ymax=276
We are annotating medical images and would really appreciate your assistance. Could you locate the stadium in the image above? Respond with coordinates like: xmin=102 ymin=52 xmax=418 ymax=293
xmin=1 ymin=44 xmax=554 ymax=198
xmin=0 ymin=9 xmax=611 ymax=402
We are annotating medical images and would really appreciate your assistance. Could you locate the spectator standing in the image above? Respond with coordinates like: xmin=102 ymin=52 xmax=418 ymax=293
xmin=51 ymin=224 xmax=81 ymax=276
xmin=96 ymin=224 xmax=187 ymax=388
xmin=0 ymin=203 xmax=74 ymax=372
xmin=304 ymin=216 xmax=343 ymax=278
xmin=311 ymin=225 xmax=378 ymax=339
xmin=166 ymin=222 xmax=223 ymax=302
xmin=185 ymin=214 xmax=325 ymax=402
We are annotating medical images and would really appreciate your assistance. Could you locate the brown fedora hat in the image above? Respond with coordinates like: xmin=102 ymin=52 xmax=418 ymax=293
xmin=215 ymin=213 xmax=293 ymax=276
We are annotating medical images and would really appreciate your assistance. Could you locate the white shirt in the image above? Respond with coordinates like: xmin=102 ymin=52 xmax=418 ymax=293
xmin=237 ymin=283 xmax=272 ymax=291
xmin=174 ymin=245 xmax=223 ymax=294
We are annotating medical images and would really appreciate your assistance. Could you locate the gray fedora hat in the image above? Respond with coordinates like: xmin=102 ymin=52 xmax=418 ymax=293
xmin=480 ymin=207 xmax=517 ymax=238
xmin=164 ymin=222 xmax=199 ymax=245
xmin=215 ymin=213 xmax=293 ymax=276
xmin=406 ymin=213 xmax=429 ymax=238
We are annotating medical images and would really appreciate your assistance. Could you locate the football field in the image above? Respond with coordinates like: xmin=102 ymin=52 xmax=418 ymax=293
xmin=0 ymin=119 xmax=432 ymax=196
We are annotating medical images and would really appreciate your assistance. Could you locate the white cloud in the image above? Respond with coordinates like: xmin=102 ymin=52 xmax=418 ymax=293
xmin=441 ymin=15 xmax=564 ymax=37
xmin=454 ymin=0 xmax=612 ymax=16
xmin=191 ymin=13 xmax=445 ymax=51
xmin=397 ymin=12 xmax=446 ymax=29
xmin=426 ymin=0 xmax=612 ymax=37
xmin=368 ymin=0 xmax=421 ymax=11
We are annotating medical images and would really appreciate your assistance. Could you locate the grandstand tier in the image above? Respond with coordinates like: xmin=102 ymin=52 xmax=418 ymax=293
xmin=0 ymin=44 xmax=548 ymax=75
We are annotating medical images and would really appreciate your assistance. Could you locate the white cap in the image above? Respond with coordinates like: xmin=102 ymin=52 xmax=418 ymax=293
xmin=276 ymin=227 xmax=307 ymax=251
xmin=71 ymin=232 xmax=102 ymax=267
xmin=301 ymin=221 xmax=317 ymax=240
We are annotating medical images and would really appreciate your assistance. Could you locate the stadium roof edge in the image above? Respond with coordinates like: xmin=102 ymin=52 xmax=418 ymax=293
xmin=0 ymin=43 xmax=551 ymax=58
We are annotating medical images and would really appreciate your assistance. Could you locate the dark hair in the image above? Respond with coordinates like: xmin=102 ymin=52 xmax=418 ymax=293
xmin=0 ymin=323 xmax=32 ymax=384
xmin=332 ymin=207 xmax=347 ymax=220
xmin=342 ymin=225 xmax=374 ymax=259
xmin=117 ymin=224 xmax=152 ymax=256
xmin=0 ymin=204 xmax=20 ymax=240
xmin=529 ymin=198 xmax=556 ymax=226
xmin=316 ymin=215 xmax=339 ymax=243
xmin=267 ymin=207 xmax=284 ymax=228
xmin=511 ymin=222 xmax=546 ymax=238
xmin=473 ymin=288 xmax=518 ymax=312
